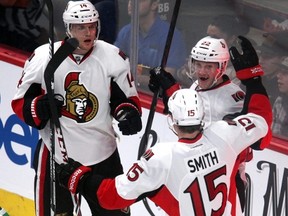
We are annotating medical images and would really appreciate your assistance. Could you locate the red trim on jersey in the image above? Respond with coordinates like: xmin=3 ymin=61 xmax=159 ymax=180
xmin=11 ymin=98 xmax=25 ymax=121
xmin=97 ymin=179 xmax=136 ymax=210
xmin=178 ymin=133 xmax=203 ymax=144
xmin=229 ymin=156 xmax=240 ymax=216
xmin=38 ymin=145 xmax=49 ymax=216
xmin=149 ymin=186 xmax=180 ymax=216
xmin=248 ymin=94 xmax=273 ymax=149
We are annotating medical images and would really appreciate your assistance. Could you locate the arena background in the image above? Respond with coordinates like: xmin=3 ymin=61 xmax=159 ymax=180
xmin=1 ymin=0 xmax=288 ymax=215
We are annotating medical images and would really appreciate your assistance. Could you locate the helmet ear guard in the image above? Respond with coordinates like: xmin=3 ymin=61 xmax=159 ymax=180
xmin=63 ymin=0 xmax=101 ymax=39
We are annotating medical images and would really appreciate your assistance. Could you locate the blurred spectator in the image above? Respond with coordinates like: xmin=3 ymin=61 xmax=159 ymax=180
xmin=258 ymin=31 xmax=288 ymax=105
xmin=114 ymin=0 xmax=187 ymax=94
xmin=206 ymin=14 xmax=250 ymax=86
xmin=0 ymin=0 xmax=47 ymax=52
xmin=263 ymin=17 xmax=288 ymax=32
xmin=272 ymin=58 xmax=288 ymax=137
xmin=91 ymin=0 xmax=118 ymax=44
xmin=207 ymin=14 xmax=250 ymax=46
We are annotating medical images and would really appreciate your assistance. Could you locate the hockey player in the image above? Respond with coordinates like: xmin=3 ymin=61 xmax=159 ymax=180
xmin=148 ymin=36 xmax=272 ymax=215
xmin=11 ymin=1 xmax=141 ymax=215
xmin=56 ymin=37 xmax=272 ymax=215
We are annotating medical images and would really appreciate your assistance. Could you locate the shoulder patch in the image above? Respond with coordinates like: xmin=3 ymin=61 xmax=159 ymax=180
xmin=118 ymin=50 xmax=127 ymax=60
xmin=231 ymin=91 xmax=245 ymax=102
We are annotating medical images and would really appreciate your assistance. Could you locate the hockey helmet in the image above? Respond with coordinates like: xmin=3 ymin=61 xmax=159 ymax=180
xmin=168 ymin=89 xmax=204 ymax=126
xmin=190 ymin=36 xmax=229 ymax=75
xmin=63 ymin=0 xmax=100 ymax=39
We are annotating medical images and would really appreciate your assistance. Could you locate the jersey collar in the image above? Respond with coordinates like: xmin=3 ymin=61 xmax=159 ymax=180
xmin=178 ymin=132 xmax=202 ymax=144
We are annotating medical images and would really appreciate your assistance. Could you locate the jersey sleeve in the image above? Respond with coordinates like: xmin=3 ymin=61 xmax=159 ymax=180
xmin=210 ymin=112 xmax=268 ymax=156
xmin=11 ymin=44 xmax=50 ymax=128
xmin=108 ymin=45 xmax=142 ymax=114
xmin=210 ymin=77 xmax=272 ymax=154
xmin=94 ymin=143 xmax=173 ymax=212
xmin=240 ymin=78 xmax=273 ymax=149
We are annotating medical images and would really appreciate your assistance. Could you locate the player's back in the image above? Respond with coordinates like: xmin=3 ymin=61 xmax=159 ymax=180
xmin=164 ymin=113 xmax=267 ymax=215
xmin=166 ymin=134 xmax=235 ymax=215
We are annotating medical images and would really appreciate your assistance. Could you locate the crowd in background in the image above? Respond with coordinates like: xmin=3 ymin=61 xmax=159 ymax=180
xmin=1 ymin=0 xmax=287 ymax=138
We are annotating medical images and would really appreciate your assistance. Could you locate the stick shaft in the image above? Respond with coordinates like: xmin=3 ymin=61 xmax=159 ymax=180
xmin=138 ymin=0 xmax=182 ymax=158
xmin=137 ymin=1 xmax=182 ymax=215
xmin=44 ymin=0 xmax=55 ymax=214
xmin=43 ymin=37 xmax=79 ymax=215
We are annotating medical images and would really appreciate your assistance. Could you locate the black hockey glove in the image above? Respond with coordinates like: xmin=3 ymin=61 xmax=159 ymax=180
xmin=115 ymin=103 xmax=142 ymax=135
xmin=57 ymin=158 xmax=92 ymax=194
xmin=229 ymin=36 xmax=264 ymax=81
xmin=148 ymin=67 xmax=177 ymax=93
xmin=32 ymin=94 xmax=64 ymax=121
xmin=149 ymin=67 xmax=180 ymax=114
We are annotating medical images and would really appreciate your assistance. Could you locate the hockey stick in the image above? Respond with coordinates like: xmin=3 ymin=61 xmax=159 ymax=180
xmin=137 ymin=0 xmax=182 ymax=215
xmin=45 ymin=0 xmax=81 ymax=214
xmin=137 ymin=0 xmax=182 ymax=159
xmin=44 ymin=37 xmax=79 ymax=216
xmin=44 ymin=0 xmax=55 ymax=215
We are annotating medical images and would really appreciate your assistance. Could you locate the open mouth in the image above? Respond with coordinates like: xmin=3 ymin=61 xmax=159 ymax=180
xmin=84 ymin=39 xmax=92 ymax=43
xmin=199 ymin=76 xmax=209 ymax=81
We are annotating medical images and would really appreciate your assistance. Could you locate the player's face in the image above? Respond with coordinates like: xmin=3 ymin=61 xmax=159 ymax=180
xmin=193 ymin=60 xmax=219 ymax=89
xmin=277 ymin=70 xmax=288 ymax=94
xmin=70 ymin=23 xmax=97 ymax=54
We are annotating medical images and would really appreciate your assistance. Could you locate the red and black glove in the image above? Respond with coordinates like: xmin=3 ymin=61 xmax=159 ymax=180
xmin=32 ymin=94 xmax=63 ymax=120
xmin=229 ymin=36 xmax=264 ymax=81
xmin=31 ymin=94 xmax=63 ymax=128
xmin=149 ymin=67 xmax=179 ymax=96
xmin=57 ymin=158 xmax=92 ymax=194
xmin=149 ymin=67 xmax=180 ymax=114
xmin=114 ymin=103 xmax=142 ymax=135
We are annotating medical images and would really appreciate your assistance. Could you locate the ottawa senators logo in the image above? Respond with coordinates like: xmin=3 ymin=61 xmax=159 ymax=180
xmin=62 ymin=72 xmax=98 ymax=123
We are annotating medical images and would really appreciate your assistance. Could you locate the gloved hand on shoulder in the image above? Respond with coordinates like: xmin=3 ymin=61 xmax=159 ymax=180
xmin=229 ymin=36 xmax=264 ymax=81
xmin=57 ymin=158 xmax=92 ymax=194
xmin=114 ymin=103 xmax=142 ymax=135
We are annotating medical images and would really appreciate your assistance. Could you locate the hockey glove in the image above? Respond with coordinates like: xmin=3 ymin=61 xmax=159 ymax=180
xmin=32 ymin=94 xmax=63 ymax=121
xmin=57 ymin=158 xmax=92 ymax=194
xmin=149 ymin=67 xmax=179 ymax=96
xmin=229 ymin=36 xmax=264 ymax=80
xmin=115 ymin=103 xmax=142 ymax=135
xmin=149 ymin=67 xmax=180 ymax=114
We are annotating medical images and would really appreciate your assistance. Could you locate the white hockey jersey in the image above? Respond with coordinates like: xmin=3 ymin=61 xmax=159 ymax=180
xmin=12 ymin=40 xmax=140 ymax=165
xmin=96 ymin=112 xmax=268 ymax=216
xmin=190 ymin=76 xmax=244 ymax=128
